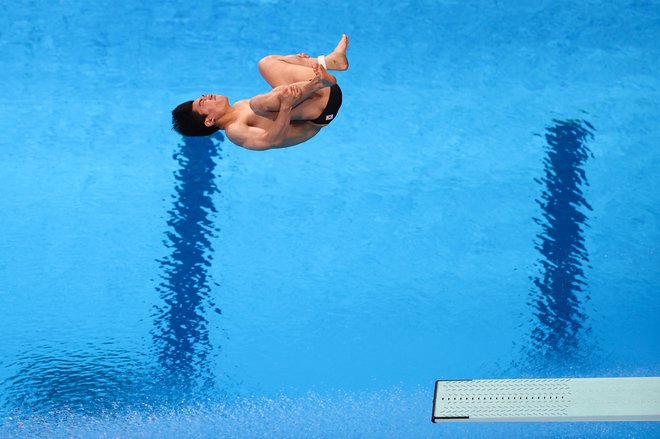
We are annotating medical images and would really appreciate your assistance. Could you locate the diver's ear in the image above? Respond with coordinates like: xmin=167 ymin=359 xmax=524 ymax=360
xmin=204 ymin=117 xmax=214 ymax=127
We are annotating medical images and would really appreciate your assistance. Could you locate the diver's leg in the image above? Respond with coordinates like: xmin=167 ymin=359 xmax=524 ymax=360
xmin=257 ymin=58 xmax=316 ymax=87
xmin=258 ymin=35 xmax=349 ymax=87
xmin=250 ymin=64 xmax=336 ymax=120
xmin=280 ymin=35 xmax=349 ymax=71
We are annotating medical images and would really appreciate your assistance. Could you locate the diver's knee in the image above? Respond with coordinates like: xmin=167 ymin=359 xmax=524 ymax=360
xmin=258 ymin=55 xmax=280 ymax=72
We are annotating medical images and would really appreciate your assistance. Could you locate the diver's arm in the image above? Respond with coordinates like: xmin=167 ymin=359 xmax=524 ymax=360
xmin=250 ymin=82 xmax=314 ymax=118
xmin=225 ymin=106 xmax=293 ymax=150
xmin=261 ymin=104 xmax=293 ymax=147
xmin=228 ymin=87 xmax=299 ymax=150
xmin=249 ymin=86 xmax=286 ymax=119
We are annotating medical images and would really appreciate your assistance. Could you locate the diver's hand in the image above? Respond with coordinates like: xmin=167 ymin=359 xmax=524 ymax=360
xmin=279 ymin=85 xmax=302 ymax=108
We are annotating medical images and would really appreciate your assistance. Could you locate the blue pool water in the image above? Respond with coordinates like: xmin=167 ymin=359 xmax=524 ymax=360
xmin=1 ymin=0 xmax=659 ymax=437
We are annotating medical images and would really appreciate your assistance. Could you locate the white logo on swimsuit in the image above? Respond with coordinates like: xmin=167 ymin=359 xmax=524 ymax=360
xmin=326 ymin=114 xmax=334 ymax=121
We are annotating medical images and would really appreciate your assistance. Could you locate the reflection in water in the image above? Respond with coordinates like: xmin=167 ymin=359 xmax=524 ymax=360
xmin=528 ymin=119 xmax=595 ymax=365
xmin=152 ymin=135 xmax=223 ymax=398
xmin=0 ymin=342 xmax=148 ymax=416
xmin=0 ymin=136 xmax=224 ymax=416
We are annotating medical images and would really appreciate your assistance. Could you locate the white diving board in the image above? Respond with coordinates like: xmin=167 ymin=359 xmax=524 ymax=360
xmin=432 ymin=377 xmax=660 ymax=423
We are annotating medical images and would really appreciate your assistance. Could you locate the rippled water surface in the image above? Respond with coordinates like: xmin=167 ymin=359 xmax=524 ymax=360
xmin=1 ymin=0 xmax=659 ymax=437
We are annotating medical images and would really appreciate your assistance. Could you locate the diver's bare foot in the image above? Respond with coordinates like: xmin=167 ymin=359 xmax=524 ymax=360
xmin=326 ymin=34 xmax=349 ymax=71
xmin=312 ymin=62 xmax=336 ymax=86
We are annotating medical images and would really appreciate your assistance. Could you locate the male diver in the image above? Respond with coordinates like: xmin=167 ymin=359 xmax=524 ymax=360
xmin=171 ymin=35 xmax=349 ymax=151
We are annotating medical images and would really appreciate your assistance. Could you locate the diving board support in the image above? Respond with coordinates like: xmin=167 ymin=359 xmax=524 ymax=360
xmin=432 ymin=377 xmax=660 ymax=422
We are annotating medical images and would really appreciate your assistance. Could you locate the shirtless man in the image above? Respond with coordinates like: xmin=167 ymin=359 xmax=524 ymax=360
xmin=171 ymin=35 xmax=349 ymax=151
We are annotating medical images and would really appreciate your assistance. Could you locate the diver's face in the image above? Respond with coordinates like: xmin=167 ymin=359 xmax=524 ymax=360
xmin=192 ymin=94 xmax=229 ymax=127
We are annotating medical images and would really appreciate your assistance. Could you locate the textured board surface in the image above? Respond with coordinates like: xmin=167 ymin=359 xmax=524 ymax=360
xmin=432 ymin=377 xmax=660 ymax=422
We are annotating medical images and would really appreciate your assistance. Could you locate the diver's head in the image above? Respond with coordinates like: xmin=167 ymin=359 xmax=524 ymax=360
xmin=171 ymin=94 xmax=229 ymax=136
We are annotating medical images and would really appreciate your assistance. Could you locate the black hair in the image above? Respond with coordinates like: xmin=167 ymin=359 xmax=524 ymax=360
xmin=171 ymin=100 xmax=219 ymax=137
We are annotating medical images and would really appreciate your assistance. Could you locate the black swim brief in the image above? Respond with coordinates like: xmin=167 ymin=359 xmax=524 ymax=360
xmin=310 ymin=84 xmax=342 ymax=125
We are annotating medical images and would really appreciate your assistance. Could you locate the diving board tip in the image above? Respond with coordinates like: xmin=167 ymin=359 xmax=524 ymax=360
xmin=432 ymin=377 xmax=660 ymax=423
